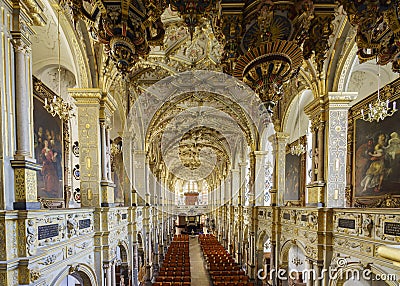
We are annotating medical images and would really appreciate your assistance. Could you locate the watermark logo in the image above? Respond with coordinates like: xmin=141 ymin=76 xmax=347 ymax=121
xmin=258 ymin=258 xmax=397 ymax=282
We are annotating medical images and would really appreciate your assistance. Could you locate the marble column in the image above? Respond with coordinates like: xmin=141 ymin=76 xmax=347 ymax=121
xmin=231 ymin=169 xmax=239 ymax=206
xmin=106 ymin=127 xmax=112 ymax=181
xmin=325 ymin=92 xmax=357 ymax=207
xmin=249 ymin=231 xmax=256 ymax=281
xmin=100 ymin=93 xmax=116 ymax=207
xmin=100 ymin=123 xmax=107 ymax=181
xmin=104 ymin=263 xmax=112 ymax=286
xmin=239 ymin=162 xmax=247 ymax=206
xmin=305 ymin=259 xmax=314 ymax=286
xmin=313 ymin=262 xmax=322 ymax=286
xmin=133 ymin=151 xmax=147 ymax=206
xmin=254 ymin=151 xmax=268 ymax=206
xmin=111 ymin=261 xmax=116 ymax=286
xmin=11 ymin=33 xmax=41 ymax=210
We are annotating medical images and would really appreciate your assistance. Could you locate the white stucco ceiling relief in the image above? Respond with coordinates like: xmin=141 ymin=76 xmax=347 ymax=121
xmin=123 ymin=70 xmax=272 ymax=213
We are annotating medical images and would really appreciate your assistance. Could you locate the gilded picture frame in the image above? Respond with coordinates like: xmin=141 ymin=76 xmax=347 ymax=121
xmin=348 ymin=79 xmax=400 ymax=208
xmin=285 ymin=136 xmax=306 ymax=206
xmin=33 ymin=76 xmax=69 ymax=208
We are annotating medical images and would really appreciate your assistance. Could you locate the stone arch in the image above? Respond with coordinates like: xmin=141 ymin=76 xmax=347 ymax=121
xmin=117 ymin=240 xmax=129 ymax=263
xmin=279 ymin=239 xmax=308 ymax=267
xmin=116 ymin=241 xmax=130 ymax=286
xmin=136 ymin=232 xmax=145 ymax=269
xmin=52 ymin=263 xmax=98 ymax=286
xmin=256 ymin=230 xmax=270 ymax=251
xmin=282 ymin=89 xmax=313 ymax=144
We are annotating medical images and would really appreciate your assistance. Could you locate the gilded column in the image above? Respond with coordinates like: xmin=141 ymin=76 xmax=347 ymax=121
xmin=270 ymin=132 xmax=289 ymax=206
xmin=325 ymin=92 xmax=357 ymax=207
xmin=305 ymin=99 xmax=326 ymax=207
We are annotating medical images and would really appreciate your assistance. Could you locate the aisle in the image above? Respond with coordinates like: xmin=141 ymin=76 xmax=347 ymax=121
xmin=189 ymin=236 xmax=212 ymax=286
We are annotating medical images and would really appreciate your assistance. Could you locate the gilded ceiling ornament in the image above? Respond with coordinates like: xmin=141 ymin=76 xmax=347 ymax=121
xmin=217 ymin=0 xmax=335 ymax=115
xmin=168 ymin=0 xmax=218 ymax=40
xmin=339 ymin=0 xmax=400 ymax=73
xmin=61 ymin=0 xmax=167 ymax=75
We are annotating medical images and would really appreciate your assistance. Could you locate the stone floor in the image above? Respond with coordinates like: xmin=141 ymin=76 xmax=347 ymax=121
xmin=189 ymin=235 xmax=212 ymax=286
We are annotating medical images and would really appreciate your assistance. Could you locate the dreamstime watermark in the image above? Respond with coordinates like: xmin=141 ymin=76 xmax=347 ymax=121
xmin=257 ymin=258 xmax=397 ymax=282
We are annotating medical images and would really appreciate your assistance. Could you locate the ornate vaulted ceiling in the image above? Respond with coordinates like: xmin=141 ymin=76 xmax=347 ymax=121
xmin=51 ymin=0 xmax=400 ymax=189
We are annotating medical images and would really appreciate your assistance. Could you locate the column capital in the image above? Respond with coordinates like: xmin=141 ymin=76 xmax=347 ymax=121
xmin=253 ymin=150 xmax=269 ymax=156
xmin=100 ymin=92 xmax=117 ymax=124
xmin=275 ymin=132 xmax=290 ymax=141
xmin=70 ymin=88 xmax=102 ymax=104
xmin=326 ymin=91 xmax=358 ymax=107
xmin=268 ymin=132 xmax=290 ymax=144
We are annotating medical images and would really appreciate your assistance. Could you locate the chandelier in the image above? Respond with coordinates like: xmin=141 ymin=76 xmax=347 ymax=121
xmin=292 ymin=256 xmax=303 ymax=267
xmin=233 ymin=40 xmax=303 ymax=114
xmin=361 ymin=65 xmax=398 ymax=122
xmin=44 ymin=96 xmax=75 ymax=121
xmin=44 ymin=8 xmax=75 ymax=121
xmin=61 ymin=0 xmax=166 ymax=75
xmin=290 ymin=92 xmax=305 ymax=156
xmin=292 ymin=245 xmax=303 ymax=267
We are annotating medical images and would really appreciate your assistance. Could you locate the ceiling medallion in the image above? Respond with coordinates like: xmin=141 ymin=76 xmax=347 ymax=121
xmin=168 ymin=0 xmax=218 ymax=40
xmin=226 ymin=0 xmax=332 ymax=115
xmin=339 ymin=0 xmax=400 ymax=72
xmin=61 ymin=0 xmax=166 ymax=75
xmin=233 ymin=40 xmax=303 ymax=114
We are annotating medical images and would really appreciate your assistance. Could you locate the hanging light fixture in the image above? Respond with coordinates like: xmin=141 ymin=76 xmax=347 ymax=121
xmin=361 ymin=64 xmax=397 ymax=122
xmin=292 ymin=245 xmax=303 ymax=267
xmin=43 ymin=9 xmax=77 ymax=208
xmin=61 ymin=0 xmax=166 ymax=75
xmin=168 ymin=0 xmax=218 ymax=40
xmin=44 ymin=9 xmax=75 ymax=121
xmin=291 ymin=94 xmax=305 ymax=156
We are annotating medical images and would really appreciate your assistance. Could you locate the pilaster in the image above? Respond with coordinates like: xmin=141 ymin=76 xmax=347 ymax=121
xmin=325 ymin=92 xmax=357 ymax=207
xmin=71 ymin=89 xmax=116 ymax=207
xmin=269 ymin=132 xmax=289 ymax=206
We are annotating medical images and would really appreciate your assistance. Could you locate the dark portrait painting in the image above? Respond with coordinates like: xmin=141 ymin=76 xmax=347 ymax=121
xmin=33 ymin=97 xmax=63 ymax=199
xmin=354 ymin=112 xmax=400 ymax=198
xmin=285 ymin=153 xmax=301 ymax=201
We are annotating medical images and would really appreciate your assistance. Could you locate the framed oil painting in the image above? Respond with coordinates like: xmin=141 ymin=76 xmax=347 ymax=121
xmin=350 ymin=80 xmax=400 ymax=207
xmin=285 ymin=137 xmax=306 ymax=206
xmin=33 ymin=76 xmax=67 ymax=207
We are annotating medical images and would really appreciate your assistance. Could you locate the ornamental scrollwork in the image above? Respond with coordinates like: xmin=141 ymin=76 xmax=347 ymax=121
xmin=26 ymin=219 xmax=36 ymax=256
